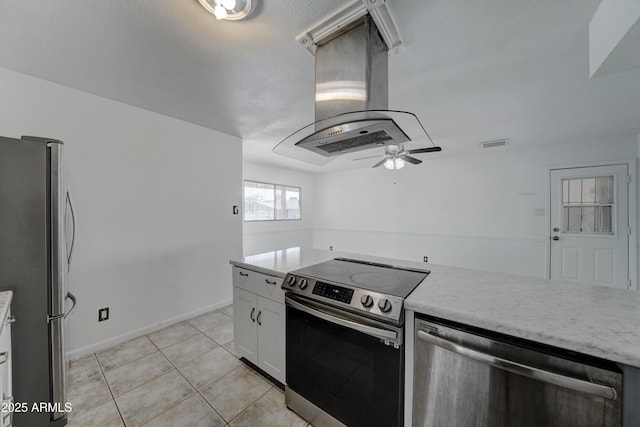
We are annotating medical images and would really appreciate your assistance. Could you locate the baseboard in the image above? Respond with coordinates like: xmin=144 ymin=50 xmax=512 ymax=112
xmin=66 ymin=298 xmax=232 ymax=361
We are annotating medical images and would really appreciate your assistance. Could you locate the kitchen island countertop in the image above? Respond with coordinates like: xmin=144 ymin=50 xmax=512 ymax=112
xmin=230 ymin=247 xmax=640 ymax=368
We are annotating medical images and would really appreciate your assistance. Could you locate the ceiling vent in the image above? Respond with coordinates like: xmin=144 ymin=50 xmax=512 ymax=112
xmin=479 ymin=139 xmax=509 ymax=150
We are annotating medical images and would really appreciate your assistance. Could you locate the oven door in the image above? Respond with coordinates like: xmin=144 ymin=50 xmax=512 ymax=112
xmin=285 ymin=294 xmax=404 ymax=427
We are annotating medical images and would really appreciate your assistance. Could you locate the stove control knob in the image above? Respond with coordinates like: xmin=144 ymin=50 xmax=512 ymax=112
xmin=360 ymin=295 xmax=374 ymax=308
xmin=299 ymin=279 xmax=308 ymax=290
xmin=378 ymin=298 xmax=392 ymax=313
xmin=287 ymin=276 xmax=297 ymax=287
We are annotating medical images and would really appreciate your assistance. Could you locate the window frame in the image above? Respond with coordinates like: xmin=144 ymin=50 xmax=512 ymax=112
xmin=243 ymin=179 xmax=302 ymax=222
xmin=560 ymin=174 xmax=615 ymax=235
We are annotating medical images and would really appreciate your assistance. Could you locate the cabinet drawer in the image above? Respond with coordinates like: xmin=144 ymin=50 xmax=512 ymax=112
xmin=232 ymin=267 xmax=284 ymax=304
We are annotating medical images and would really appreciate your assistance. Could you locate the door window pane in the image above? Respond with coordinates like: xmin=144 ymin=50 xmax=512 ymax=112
xmin=564 ymin=207 xmax=582 ymax=232
xmin=581 ymin=178 xmax=596 ymax=204
xmin=581 ymin=207 xmax=595 ymax=232
xmin=596 ymin=177 xmax=612 ymax=204
xmin=561 ymin=176 xmax=613 ymax=234
xmin=568 ymin=179 xmax=582 ymax=204
xmin=596 ymin=206 xmax=612 ymax=233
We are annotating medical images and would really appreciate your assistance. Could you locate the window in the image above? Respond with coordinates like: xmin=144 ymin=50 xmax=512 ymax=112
xmin=244 ymin=180 xmax=301 ymax=221
xmin=562 ymin=176 xmax=613 ymax=233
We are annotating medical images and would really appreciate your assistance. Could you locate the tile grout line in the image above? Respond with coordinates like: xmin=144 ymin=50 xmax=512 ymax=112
xmin=96 ymin=326 xmax=203 ymax=425
xmin=174 ymin=308 xmax=242 ymax=424
xmin=93 ymin=353 xmax=127 ymax=427
xmin=148 ymin=337 xmax=202 ymax=421
xmin=69 ymin=306 xmax=238 ymax=426
xmin=141 ymin=321 xmax=230 ymax=425
xmin=197 ymin=363 xmax=271 ymax=424
xmin=226 ymin=385 xmax=274 ymax=425
xmin=95 ymin=337 xmax=157 ymax=375
xmin=133 ymin=333 xmax=202 ymax=426
xmin=66 ymin=353 xmax=123 ymax=424
xmin=147 ymin=320 xmax=202 ymax=350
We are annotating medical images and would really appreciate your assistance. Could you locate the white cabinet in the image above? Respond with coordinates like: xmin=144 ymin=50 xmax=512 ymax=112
xmin=256 ymin=298 xmax=285 ymax=381
xmin=0 ymin=312 xmax=13 ymax=427
xmin=233 ymin=287 xmax=258 ymax=362
xmin=232 ymin=266 xmax=285 ymax=383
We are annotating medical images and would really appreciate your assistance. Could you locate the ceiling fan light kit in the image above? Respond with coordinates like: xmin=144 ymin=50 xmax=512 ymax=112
xmin=384 ymin=157 xmax=405 ymax=170
xmin=358 ymin=144 xmax=442 ymax=169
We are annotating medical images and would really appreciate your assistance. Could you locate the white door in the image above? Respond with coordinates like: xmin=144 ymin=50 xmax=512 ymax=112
xmin=232 ymin=287 xmax=258 ymax=363
xmin=550 ymin=165 xmax=629 ymax=289
xmin=257 ymin=297 xmax=286 ymax=383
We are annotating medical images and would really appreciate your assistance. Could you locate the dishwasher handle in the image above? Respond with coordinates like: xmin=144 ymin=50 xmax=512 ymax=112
xmin=417 ymin=330 xmax=618 ymax=401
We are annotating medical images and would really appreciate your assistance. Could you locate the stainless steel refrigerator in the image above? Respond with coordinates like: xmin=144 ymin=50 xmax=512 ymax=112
xmin=0 ymin=136 xmax=77 ymax=426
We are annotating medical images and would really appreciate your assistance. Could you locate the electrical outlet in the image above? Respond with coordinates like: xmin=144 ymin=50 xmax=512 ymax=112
xmin=329 ymin=246 xmax=333 ymax=251
xmin=423 ymin=256 xmax=429 ymax=263
xmin=98 ymin=307 xmax=109 ymax=322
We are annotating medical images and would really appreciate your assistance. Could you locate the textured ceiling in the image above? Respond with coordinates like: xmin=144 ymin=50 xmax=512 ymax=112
xmin=0 ymin=0 xmax=638 ymax=172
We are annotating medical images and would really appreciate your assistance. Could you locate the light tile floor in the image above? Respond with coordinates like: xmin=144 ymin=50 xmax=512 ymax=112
xmin=67 ymin=305 xmax=309 ymax=427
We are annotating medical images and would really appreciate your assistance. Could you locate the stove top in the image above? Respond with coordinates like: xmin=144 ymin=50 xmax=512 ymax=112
xmin=294 ymin=258 xmax=428 ymax=297
xmin=283 ymin=258 xmax=429 ymax=325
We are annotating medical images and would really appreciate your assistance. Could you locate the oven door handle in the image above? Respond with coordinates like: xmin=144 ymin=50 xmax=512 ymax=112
xmin=286 ymin=296 xmax=397 ymax=341
xmin=417 ymin=330 xmax=618 ymax=400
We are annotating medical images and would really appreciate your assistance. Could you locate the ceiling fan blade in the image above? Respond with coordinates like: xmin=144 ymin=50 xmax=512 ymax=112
xmin=353 ymin=154 xmax=384 ymax=161
xmin=406 ymin=146 xmax=442 ymax=154
xmin=400 ymin=155 xmax=422 ymax=165
xmin=372 ymin=157 xmax=389 ymax=168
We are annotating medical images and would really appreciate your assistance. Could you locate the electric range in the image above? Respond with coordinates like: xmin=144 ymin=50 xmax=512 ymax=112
xmin=282 ymin=257 xmax=429 ymax=427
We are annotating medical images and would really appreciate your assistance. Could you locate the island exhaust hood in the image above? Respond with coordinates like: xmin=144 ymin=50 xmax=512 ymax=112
xmin=274 ymin=1 xmax=438 ymax=166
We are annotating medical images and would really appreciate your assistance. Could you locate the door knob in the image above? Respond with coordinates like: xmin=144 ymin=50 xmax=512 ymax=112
xmin=552 ymin=236 xmax=559 ymax=241
xmin=553 ymin=227 xmax=560 ymax=232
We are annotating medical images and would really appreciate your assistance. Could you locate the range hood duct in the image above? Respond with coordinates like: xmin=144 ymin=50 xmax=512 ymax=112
xmin=274 ymin=3 xmax=436 ymax=166
xmin=315 ymin=16 xmax=387 ymax=121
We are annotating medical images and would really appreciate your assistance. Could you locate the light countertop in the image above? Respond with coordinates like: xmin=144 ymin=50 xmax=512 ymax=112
xmin=0 ymin=291 xmax=12 ymax=334
xmin=230 ymin=247 xmax=640 ymax=368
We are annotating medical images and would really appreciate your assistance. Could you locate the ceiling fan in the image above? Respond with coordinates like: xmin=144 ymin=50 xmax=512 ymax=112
xmin=353 ymin=144 xmax=442 ymax=169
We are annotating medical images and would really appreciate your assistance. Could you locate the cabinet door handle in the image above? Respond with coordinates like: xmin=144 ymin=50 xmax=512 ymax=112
xmin=250 ymin=307 xmax=255 ymax=322
xmin=257 ymin=310 xmax=262 ymax=326
xmin=265 ymin=279 xmax=277 ymax=285
xmin=239 ymin=271 xmax=249 ymax=277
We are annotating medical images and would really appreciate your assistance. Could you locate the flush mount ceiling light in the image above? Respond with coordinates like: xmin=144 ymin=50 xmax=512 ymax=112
xmin=198 ymin=0 xmax=256 ymax=20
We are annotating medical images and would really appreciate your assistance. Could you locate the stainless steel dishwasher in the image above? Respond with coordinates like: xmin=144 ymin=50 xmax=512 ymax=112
xmin=413 ymin=316 xmax=622 ymax=427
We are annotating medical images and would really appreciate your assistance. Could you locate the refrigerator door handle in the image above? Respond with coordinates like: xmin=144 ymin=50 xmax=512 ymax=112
xmin=66 ymin=190 xmax=77 ymax=269
xmin=64 ymin=292 xmax=77 ymax=319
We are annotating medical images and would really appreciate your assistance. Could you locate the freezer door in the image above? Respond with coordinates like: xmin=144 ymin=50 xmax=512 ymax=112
xmin=49 ymin=316 xmax=66 ymax=421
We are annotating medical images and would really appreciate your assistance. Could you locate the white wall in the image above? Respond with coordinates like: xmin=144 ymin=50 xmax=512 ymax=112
xmin=242 ymin=161 xmax=314 ymax=255
xmin=0 ymin=67 xmax=242 ymax=357
xmin=313 ymin=137 xmax=638 ymax=277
